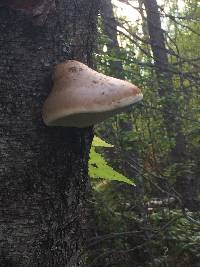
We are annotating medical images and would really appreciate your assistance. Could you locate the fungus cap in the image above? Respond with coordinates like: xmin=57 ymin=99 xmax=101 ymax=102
xmin=42 ymin=60 xmax=143 ymax=128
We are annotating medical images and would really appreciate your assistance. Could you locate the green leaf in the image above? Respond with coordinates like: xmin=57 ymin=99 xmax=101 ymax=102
xmin=89 ymin=147 xmax=135 ymax=185
xmin=92 ymin=136 xmax=114 ymax=147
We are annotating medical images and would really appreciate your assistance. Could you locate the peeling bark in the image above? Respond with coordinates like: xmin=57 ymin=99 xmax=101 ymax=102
xmin=0 ymin=0 xmax=56 ymax=25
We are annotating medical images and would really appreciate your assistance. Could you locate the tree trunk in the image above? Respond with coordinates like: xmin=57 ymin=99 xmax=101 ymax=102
xmin=0 ymin=1 xmax=99 ymax=266
xmin=142 ymin=0 xmax=199 ymax=211
xmin=100 ymin=0 xmax=124 ymax=78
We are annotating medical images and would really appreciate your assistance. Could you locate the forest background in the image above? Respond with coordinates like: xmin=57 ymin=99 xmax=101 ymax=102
xmin=87 ymin=0 xmax=200 ymax=266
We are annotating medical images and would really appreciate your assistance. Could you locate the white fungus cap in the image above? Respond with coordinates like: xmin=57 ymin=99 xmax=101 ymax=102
xmin=42 ymin=60 xmax=143 ymax=128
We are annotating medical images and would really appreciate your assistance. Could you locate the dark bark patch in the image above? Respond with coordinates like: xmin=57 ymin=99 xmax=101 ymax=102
xmin=0 ymin=0 xmax=56 ymax=25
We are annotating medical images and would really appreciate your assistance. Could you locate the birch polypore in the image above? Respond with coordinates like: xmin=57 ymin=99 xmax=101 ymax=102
xmin=42 ymin=60 xmax=143 ymax=128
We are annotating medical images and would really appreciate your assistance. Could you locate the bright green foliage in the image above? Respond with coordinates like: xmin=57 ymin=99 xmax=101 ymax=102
xmin=89 ymin=136 xmax=134 ymax=185
xmin=92 ymin=136 xmax=114 ymax=147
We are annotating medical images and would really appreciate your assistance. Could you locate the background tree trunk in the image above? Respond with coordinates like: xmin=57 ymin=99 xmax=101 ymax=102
xmin=0 ymin=1 xmax=99 ymax=266
xmin=100 ymin=0 xmax=124 ymax=78
xmin=142 ymin=0 xmax=199 ymax=211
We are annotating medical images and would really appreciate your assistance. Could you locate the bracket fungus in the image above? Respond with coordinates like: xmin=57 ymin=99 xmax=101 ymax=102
xmin=42 ymin=60 xmax=143 ymax=128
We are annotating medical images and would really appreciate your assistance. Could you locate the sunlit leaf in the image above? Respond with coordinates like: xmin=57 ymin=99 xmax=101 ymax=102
xmin=89 ymin=147 xmax=135 ymax=185
xmin=92 ymin=136 xmax=114 ymax=147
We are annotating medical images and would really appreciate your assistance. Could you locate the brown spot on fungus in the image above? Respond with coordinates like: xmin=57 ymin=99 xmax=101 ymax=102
xmin=92 ymin=80 xmax=98 ymax=84
xmin=68 ymin=67 xmax=77 ymax=73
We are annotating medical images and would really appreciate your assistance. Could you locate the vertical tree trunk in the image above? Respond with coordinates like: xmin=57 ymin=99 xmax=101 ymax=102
xmin=142 ymin=0 xmax=198 ymax=211
xmin=142 ymin=0 xmax=174 ymax=108
xmin=0 ymin=1 xmax=99 ymax=266
xmin=100 ymin=0 xmax=124 ymax=78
